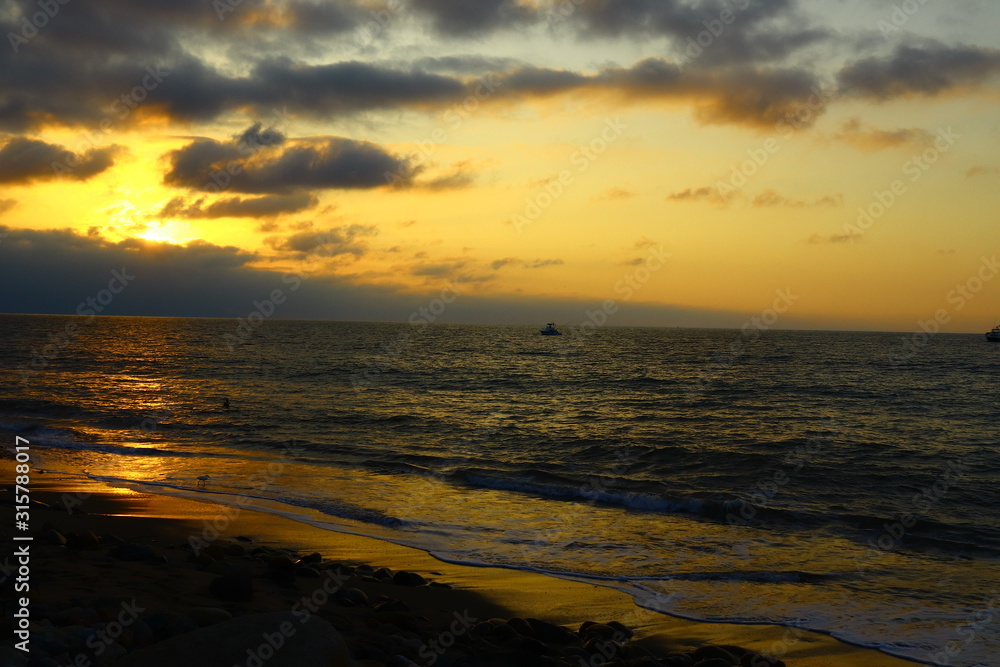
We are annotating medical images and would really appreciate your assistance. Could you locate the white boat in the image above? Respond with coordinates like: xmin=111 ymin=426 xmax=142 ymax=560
xmin=987 ymin=325 xmax=1000 ymax=342
xmin=540 ymin=322 xmax=562 ymax=336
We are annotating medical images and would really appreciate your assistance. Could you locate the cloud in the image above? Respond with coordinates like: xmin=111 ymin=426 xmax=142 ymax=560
xmin=0 ymin=198 xmax=16 ymax=215
xmin=414 ymin=161 xmax=478 ymax=190
xmin=410 ymin=0 xmax=536 ymax=36
xmin=966 ymin=165 xmax=1000 ymax=177
xmin=806 ymin=232 xmax=860 ymax=244
xmin=837 ymin=43 xmax=1000 ymax=100
xmin=593 ymin=187 xmax=634 ymax=201
xmin=491 ymin=257 xmax=563 ymax=270
xmin=751 ymin=189 xmax=842 ymax=207
xmin=159 ymin=193 xmax=318 ymax=219
xmin=835 ymin=118 xmax=934 ymax=152
xmin=0 ymin=224 xmax=859 ymax=330
xmin=0 ymin=137 xmax=124 ymax=183
xmin=163 ymin=124 xmax=413 ymax=194
xmin=264 ymin=224 xmax=377 ymax=256
xmin=570 ymin=0 xmax=830 ymax=66
xmin=495 ymin=58 xmax=827 ymax=128
xmin=666 ymin=186 xmax=719 ymax=202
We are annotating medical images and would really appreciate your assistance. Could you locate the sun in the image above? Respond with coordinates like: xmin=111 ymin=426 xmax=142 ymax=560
xmin=138 ymin=220 xmax=189 ymax=244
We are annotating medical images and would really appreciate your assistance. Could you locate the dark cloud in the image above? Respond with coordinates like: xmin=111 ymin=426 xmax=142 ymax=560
xmin=410 ymin=0 xmax=536 ymax=35
xmin=0 ymin=137 xmax=124 ymax=183
xmin=163 ymin=125 xmax=413 ymax=194
xmin=0 ymin=225 xmax=850 ymax=329
xmin=0 ymin=199 xmax=16 ymax=215
xmin=411 ymin=55 xmax=525 ymax=75
xmin=835 ymin=118 xmax=933 ymax=152
xmin=496 ymin=58 xmax=827 ymax=128
xmin=837 ymin=44 xmax=1000 ymax=99
xmin=264 ymin=224 xmax=377 ymax=256
xmin=569 ymin=0 xmax=829 ymax=66
xmin=159 ymin=193 xmax=318 ymax=219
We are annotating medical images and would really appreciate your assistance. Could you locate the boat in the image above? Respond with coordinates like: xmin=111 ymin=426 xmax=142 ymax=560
xmin=987 ymin=325 xmax=1000 ymax=342
xmin=540 ymin=322 xmax=562 ymax=336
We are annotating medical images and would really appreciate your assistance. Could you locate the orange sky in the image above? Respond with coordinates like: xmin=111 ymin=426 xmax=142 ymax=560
xmin=2 ymin=0 xmax=1000 ymax=332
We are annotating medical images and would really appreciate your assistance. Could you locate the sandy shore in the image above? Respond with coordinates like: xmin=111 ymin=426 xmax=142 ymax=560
xmin=0 ymin=471 xmax=919 ymax=666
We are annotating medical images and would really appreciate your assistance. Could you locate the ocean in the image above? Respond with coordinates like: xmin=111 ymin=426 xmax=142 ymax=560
xmin=2 ymin=313 xmax=998 ymax=665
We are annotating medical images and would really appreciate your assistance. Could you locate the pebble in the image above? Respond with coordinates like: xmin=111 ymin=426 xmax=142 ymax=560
xmin=41 ymin=528 xmax=66 ymax=546
xmin=208 ymin=573 xmax=253 ymax=602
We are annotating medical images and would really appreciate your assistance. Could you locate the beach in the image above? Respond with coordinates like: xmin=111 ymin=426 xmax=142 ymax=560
xmin=0 ymin=469 xmax=920 ymax=666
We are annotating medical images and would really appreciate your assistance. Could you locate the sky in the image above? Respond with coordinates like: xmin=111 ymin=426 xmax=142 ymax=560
xmin=1 ymin=0 xmax=999 ymax=332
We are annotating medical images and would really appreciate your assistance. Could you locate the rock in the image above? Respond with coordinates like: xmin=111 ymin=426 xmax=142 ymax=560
xmin=143 ymin=611 xmax=200 ymax=640
xmin=694 ymin=659 xmax=736 ymax=667
xmin=42 ymin=528 xmax=66 ymax=546
xmin=663 ymin=654 xmax=695 ymax=667
xmin=209 ymin=573 xmax=253 ymax=602
xmin=116 ymin=611 xmax=354 ymax=667
xmin=506 ymin=617 xmax=535 ymax=638
xmin=692 ymin=646 xmax=739 ymax=665
xmin=374 ymin=567 xmax=393 ymax=581
xmin=268 ymin=555 xmax=296 ymax=571
xmin=525 ymin=618 xmax=577 ymax=644
xmin=387 ymin=656 xmax=419 ymax=667
xmin=202 ymin=543 xmax=227 ymax=560
xmin=740 ymin=654 xmax=784 ymax=667
xmin=375 ymin=599 xmax=412 ymax=613
xmin=490 ymin=623 xmax=519 ymax=641
xmin=297 ymin=552 xmax=323 ymax=565
xmin=225 ymin=543 xmax=246 ymax=557
xmin=75 ymin=530 xmax=102 ymax=550
xmin=236 ymin=535 xmax=254 ymax=542
xmin=110 ymin=542 xmax=160 ymax=562
xmin=337 ymin=587 xmax=369 ymax=607
xmin=391 ymin=570 xmax=426 ymax=587
xmin=296 ymin=566 xmax=321 ymax=578
xmin=187 ymin=607 xmax=234 ymax=628
xmin=0 ymin=647 xmax=28 ymax=667
xmin=605 ymin=620 xmax=633 ymax=639
xmin=580 ymin=623 xmax=618 ymax=641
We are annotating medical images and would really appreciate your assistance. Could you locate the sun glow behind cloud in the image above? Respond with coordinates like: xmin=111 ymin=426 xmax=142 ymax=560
xmin=0 ymin=0 xmax=999 ymax=330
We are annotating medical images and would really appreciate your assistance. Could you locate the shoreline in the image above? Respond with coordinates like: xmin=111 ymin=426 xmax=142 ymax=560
xmin=1 ymin=470 xmax=921 ymax=666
